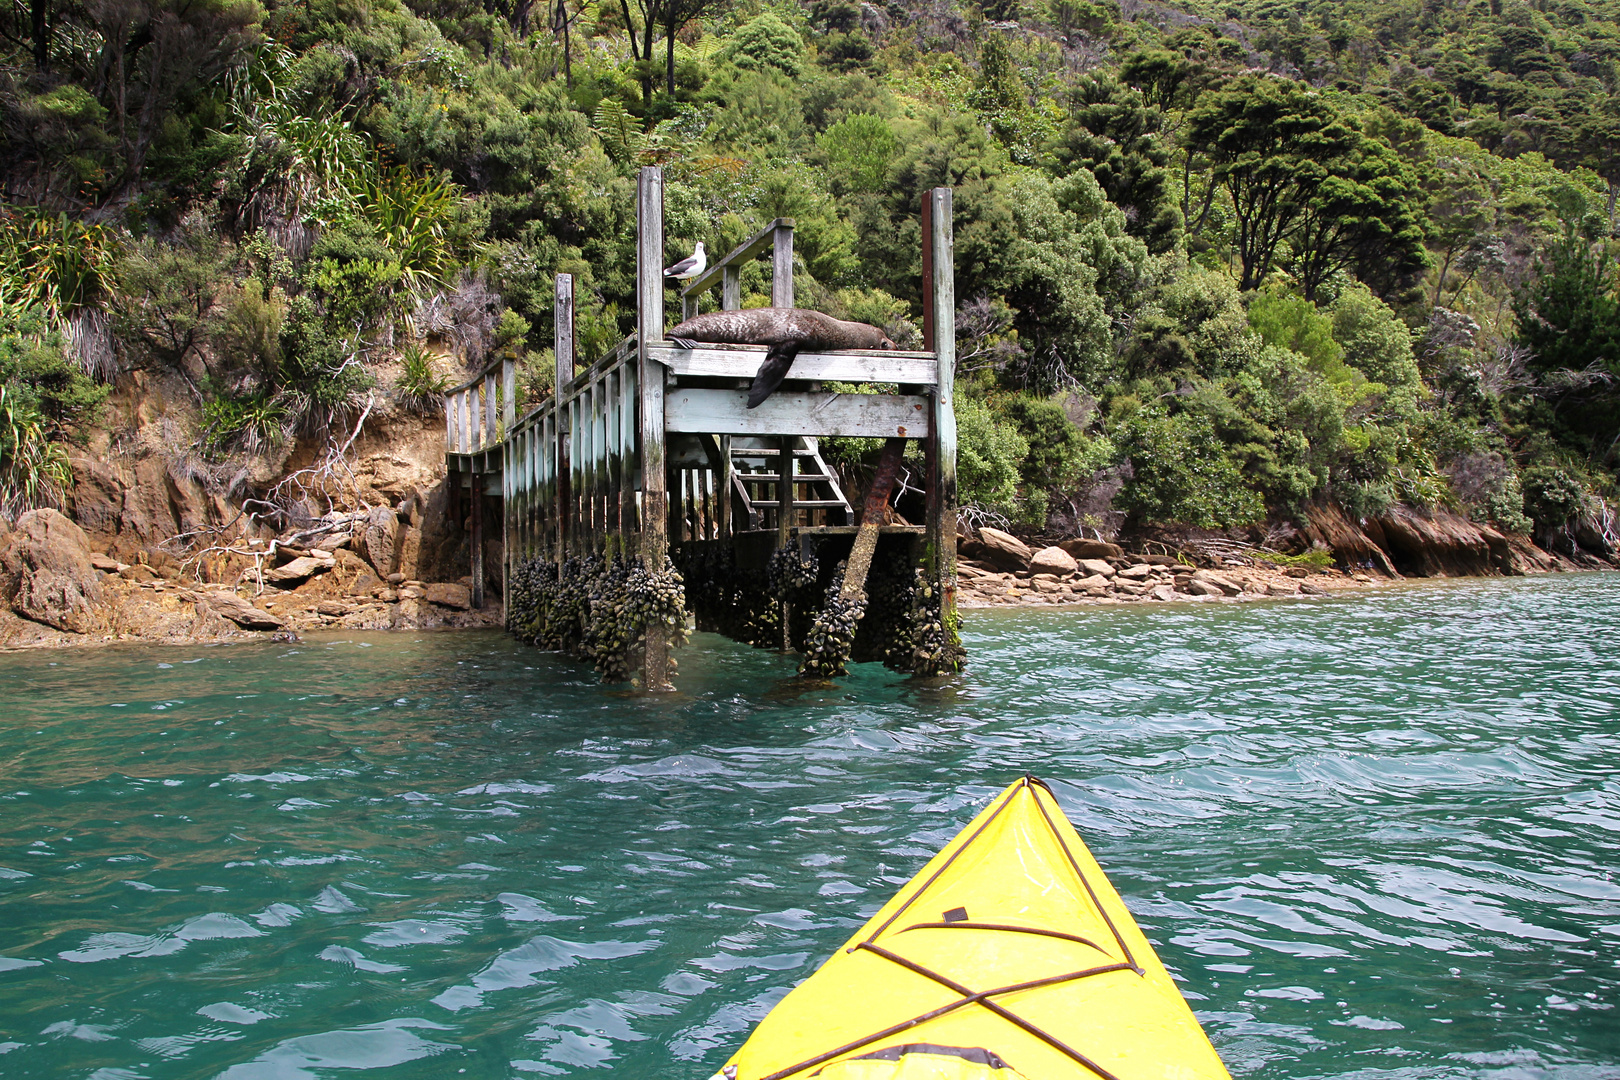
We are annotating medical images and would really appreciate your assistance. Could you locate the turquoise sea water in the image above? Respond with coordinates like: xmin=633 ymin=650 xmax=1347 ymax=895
xmin=1 ymin=573 xmax=1617 ymax=1080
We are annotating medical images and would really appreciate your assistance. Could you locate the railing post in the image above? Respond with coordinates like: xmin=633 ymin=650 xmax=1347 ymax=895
xmin=484 ymin=372 xmax=497 ymax=450
xmin=923 ymin=187 xmax=957 ymax=655
xmin=555 ymin=273 xmax=574 ymax=387
xmin=555 ymin=274 xmax=574 ymax=564
xmin=722 ymin=266 xmax=741 ymax=311
xmin=503 ymin=358 xmax=516 ymax=434
xmin=636 ymin=165 xmax=672 ymax=691
xmin=771 ymin=224 xmax=793 ymax=308
xmin=460 ymin=389 xmax=473 ymax=455
xmin=444 ymin=395 xmax=456 ymax=452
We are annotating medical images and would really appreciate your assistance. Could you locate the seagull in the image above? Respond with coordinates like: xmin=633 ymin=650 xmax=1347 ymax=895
xmin=664 ymin=241 xmax=706 ymax=282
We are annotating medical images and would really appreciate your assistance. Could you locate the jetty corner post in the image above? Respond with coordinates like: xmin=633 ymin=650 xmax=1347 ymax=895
xmin=636 ymin=166 xmax=674 ymax=691
xmin=922 ymin=187 xmax=960 ymax=659
xmin=501 ymin=356 xmax=516 ymax=603
xmin=555 ymin=272 xmax=575 ymax=566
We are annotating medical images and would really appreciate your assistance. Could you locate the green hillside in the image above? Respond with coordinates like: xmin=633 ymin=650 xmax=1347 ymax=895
xmin=1 ymin=0 xmax=1615 ymax=556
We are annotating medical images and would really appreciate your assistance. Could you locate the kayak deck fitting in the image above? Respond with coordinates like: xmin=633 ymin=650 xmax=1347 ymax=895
xmin=713 ymin=776 xmax=1232 ymax=1080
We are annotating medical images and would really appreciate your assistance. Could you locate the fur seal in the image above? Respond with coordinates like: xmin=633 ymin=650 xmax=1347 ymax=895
xmin=668 ymin=307 xmax=897 ymax=408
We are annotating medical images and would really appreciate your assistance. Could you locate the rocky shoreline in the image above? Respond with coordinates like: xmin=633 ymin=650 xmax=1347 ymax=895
xmin=1 ymin=505 xmax=1611 ymax=652
xmin=0 ymin=508 xmax=499 ymax=651
xmin=952 ymin=524 xmax=1604 ymax=610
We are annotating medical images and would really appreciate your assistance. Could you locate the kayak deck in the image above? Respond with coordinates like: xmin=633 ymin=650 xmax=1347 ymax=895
xmin=717 ymin=776 xmax=1231 ymax=1080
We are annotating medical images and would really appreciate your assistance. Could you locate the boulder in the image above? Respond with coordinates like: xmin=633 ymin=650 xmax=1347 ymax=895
xmin=1 ymin=509 xmax=103 ymax=633
xmin=1187 ymin=579 xmax=1225 ymax=597
xmin=966 ymin=527 xmax=1032 ymax=572
xmin=1191 ymin=570 xmax=1242 ymax=596
xmin=69 ymin=455 xmax=127 ymax=535
xmin=1116 ymin=564 xmax=1155 ymax=580
xmin=1059 ymin=539 xmax=1124 ymax=560
xmin=1076 ymin=558 xmax=1115 ymax=579
xmin=1149 ymin=583 xmax=1177 ymax=601
xmin=203 ymin=592 xmax=285 ymax=631
xmin=361 ymin=507 xmax=402 ymax=577
xmin=89 ymin=553 xmax=123 ymax=573
xmin=262 ymin=555 xmax=333 ymax=586
xmin=1265 ymin=581 xmax=1300 ymax=596
xmin=1029 ymin=546 xmax=1078 ymax=576
xmin=316 ymin=600 xmax=352 ymax=617
xmin=348 ymin=571 xmax=383 ymax=597
xmin=423 ymin=582 xmax=470 ymax=609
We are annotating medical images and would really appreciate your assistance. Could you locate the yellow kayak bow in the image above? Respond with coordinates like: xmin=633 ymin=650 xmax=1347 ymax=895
xmin=712 ymin=776 xmax=1231 ymax=1080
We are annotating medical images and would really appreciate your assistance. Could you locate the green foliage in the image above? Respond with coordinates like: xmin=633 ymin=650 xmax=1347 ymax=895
xmin=1115 ymin=406 xmax=1265 ymax=528
xmin=0 ymin=0 xmax=1613 ymax=551
xmin=999 ymin=394 xmax=1089 ymax=495
xmin=0 ymin=212 xmax=117 ymax=326
xmin=111 ymin=227 xmax=234 ymax=370
xmin=1247 ymin=290 xmax=1352 ymax=384
xmin=393 ymin=341 xmax=449 ymax=414
xmin=0 ymin=384 xmax=70 ymax=518
xmin=1045 ymin=73 xmax=1182 ymax=253
xmin=1520 ymin=464 xmax=1591 ymax=534
xmin=349 ymin=167 xmax=462 ymax=291
xmin=1328 ymin=284 xmax=1420 ymax=398
xmin=200 ymin=393 xmax=288 ymax=458
xmin=1259 ymin=548 xmax=1335 ymax=569
xmin=0 ymin=324 xmax=108 ymax=438
xmin=723 ymin=13 xmax=805 ymax=78
xmin=275 ymin=296 xmax=377 ymax=434
xmin=817 ymin=114 xmax=898 ymax=197
xmin=955 ymin=394 xmax=1030 ymax=523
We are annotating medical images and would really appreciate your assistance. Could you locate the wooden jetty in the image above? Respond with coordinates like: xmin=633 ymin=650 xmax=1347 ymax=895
xmin=444 ymin=166 xmax=958 ymax=690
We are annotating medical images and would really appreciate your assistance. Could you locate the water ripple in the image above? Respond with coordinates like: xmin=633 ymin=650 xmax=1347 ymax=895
xmin=0 ymin=574 xmax=1616 ymax=1077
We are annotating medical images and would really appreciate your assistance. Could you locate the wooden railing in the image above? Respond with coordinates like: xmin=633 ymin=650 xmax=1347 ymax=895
xmin=679 ymin=217 xmax=794 ymax=318
xmin=444 ymin=355 xmax=517 ymax=455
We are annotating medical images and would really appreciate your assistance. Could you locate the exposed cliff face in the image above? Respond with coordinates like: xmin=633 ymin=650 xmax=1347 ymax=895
xmin=1293 ymin=502 xmax=1581 ymax=578
xmin=1 ymin=372 xmax=497 ymax=649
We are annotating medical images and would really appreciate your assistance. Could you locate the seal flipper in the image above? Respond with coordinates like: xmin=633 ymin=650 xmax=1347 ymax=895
xmin=747 ymin=342 xmax=799 ymax=408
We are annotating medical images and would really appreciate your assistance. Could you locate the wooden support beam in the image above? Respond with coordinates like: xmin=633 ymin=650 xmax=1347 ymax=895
xmin=470 ymin=470 xmax=484 ymax=609
xmin=637 ymin=166 xmax=672 ymax=691
xmin=722 ymin=267 xmax=740 ymax=310
xmin=665 ymin=388 xmax=931 ymax=439
xmin=648 ymin=344 xmax=938 ymax=385
xmin=778 ymin=433 xmax=793 ymax=651
xmin=923 ymin=186 xmax=958 ymax=642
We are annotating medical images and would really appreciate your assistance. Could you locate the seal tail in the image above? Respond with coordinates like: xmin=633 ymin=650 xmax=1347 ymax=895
xmin=747 ymin=342 xmax=799 ymax=408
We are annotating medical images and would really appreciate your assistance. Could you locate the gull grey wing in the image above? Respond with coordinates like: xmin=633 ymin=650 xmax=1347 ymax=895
xmin=664 ymin=255 xmax=699 ymax=277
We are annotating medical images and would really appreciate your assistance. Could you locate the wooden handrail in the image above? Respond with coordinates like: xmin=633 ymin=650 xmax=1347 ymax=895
xmin=679 ymin=218 xmax=794 ymax=301
xmin=445 ymin=354 xmax=509 ymax=396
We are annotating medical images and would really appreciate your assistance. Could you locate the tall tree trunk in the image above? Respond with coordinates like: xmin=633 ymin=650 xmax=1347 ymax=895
xmin=1432 ymin=247 xmax=1455 ymax=308
xmin=31 ymin=0 xmax=47 ymax=70
xmin=665 ymin=9 xmax=676 ymax=95
xmin=639 ymin=4 xmax=656 ymax=109
xmin=620 ymin=0 xmax=641 ymax=60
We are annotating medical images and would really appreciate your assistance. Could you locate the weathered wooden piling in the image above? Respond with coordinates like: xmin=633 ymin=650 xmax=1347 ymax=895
xmin=449 ymin=166 xmax=961 ymax=688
